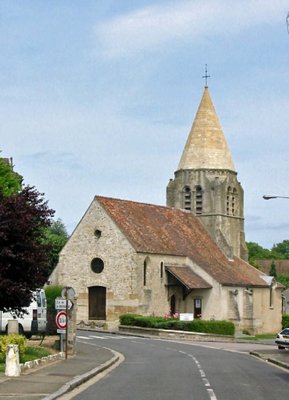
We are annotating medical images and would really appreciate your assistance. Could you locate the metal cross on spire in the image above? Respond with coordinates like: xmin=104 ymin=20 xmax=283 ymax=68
xmin=202 ymin=64 xmax=211 ymax=87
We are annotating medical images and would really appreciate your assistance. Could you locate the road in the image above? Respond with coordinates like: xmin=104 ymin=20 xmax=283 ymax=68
xmin=64 ymin=331 xmax=289 ymax=400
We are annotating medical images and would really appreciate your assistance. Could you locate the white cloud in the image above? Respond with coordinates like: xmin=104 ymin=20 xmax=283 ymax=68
xmin=94 ymin=0 xmax=288 ymax=58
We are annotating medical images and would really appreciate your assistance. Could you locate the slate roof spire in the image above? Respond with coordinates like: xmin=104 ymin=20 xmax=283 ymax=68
xmin=177 ymin=86 xmax=235 ymax=172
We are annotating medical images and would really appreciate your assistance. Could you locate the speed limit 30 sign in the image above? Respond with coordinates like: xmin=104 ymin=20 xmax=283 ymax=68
xmin=55 ymin=311 xmax=67 ymax=329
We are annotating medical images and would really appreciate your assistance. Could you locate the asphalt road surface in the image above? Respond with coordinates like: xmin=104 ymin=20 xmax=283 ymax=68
xmin=66 ymin=331 xmax=289 ymax=400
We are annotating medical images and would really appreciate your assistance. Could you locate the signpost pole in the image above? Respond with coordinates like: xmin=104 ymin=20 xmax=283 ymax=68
xmin=65 ymin=287 xmax=68 ymax=360
xmin=60 ymin=333 xmax=64 ymax=352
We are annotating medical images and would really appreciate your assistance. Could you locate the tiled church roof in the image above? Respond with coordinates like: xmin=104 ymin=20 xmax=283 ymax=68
xmin=96 ymin=196 xmax=270 ymax=287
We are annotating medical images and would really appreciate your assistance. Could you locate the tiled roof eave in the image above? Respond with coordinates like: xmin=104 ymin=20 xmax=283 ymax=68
xmin=221 ymin=282 xmax=270 ymax=288
xmin=165 ymin=265 xmax=212 ymax=290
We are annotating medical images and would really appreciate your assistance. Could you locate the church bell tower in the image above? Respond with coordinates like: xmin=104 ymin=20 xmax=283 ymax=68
xmin=166 ymin=84 xmax=248 ymax=260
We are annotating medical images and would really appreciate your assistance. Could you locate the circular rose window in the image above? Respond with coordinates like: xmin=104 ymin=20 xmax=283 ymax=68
xmin=91 ymin=258 xmax=104 ymax=273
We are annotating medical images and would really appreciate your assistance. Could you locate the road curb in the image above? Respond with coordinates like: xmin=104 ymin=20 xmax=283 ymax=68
xmin=42 ymin=351 xmax=120 ymax=400
xmin=250 ymin=351 xmax=289 ymax=370
xmin=266 ymin=357 xmax=289 ymax=370
xmin=21 ymin=352 xmax=65 ymax=372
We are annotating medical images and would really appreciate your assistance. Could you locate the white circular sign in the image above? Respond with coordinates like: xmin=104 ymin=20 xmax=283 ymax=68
xmin=61 ymin=287 xmax=76 ymax=301
xmin=55 ymin=311 xmax=67 ymax=329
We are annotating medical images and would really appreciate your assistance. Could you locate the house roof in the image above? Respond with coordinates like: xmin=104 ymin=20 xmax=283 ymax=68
xmin=96 ymin=195 xmax=271 ymax=288
xmin=165 ymin=265 xmax=212 ymax=289
xmin=177 ymin=87 xmax=235 ymax=172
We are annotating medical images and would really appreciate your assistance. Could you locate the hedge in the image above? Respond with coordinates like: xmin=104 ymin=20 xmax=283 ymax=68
xmin=282 ymin=314 xmax=289 ymax=329
xmin=119 ymin=314 xmax=235 ymax=336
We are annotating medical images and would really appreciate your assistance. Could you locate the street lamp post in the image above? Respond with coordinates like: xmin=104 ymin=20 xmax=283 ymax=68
xmin=263 ymin=195 xmax=289 ymax=200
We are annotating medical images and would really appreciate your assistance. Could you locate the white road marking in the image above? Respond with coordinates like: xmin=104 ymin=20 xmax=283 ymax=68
xmin=203 ymin=378 xmax=211 ymax=386
xmin=207 ymin=388 xmax=218 ymax=400
xmin=77 ymin=335 xmax=95 ymax=340
xmin=190 ymin=354 xmax=218 ymax=400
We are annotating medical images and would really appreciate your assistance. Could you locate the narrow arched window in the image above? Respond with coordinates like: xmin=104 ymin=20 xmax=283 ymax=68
xmin=143 ymin=260 xmax=147 ymax=286
xmin=195 ymin=185 xmax=203 ymax=214
xmin=183 ymin=186 xmax=191 ymax=210
xmin=160 ymin=261 xmax=164 ymax=279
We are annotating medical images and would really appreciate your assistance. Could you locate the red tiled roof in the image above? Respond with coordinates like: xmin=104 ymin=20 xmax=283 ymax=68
xmin=165 ymin=265 xmax=212 ymax=289
xmin=96 ymin=196 xmax=271 ymax=287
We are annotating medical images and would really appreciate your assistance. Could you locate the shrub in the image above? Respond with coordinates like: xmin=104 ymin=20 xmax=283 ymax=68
xmin=45 ymin=285 xmax=63 ymax=334
xmin=282 ymin=314 xmax=289 ymax=329
xmin=0 ymin=334 xmax=27 ymax=356
xmin=119 ymin=314 xmax=235 ymax=336
xmin=119 ymin=314 xmax=142 ymax=326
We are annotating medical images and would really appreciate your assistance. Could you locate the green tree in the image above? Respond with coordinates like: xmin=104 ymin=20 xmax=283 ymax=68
xmin=246 ymin=241 xmax=287 ymax=267
xmin=0 ymin=157 xmax=22 ymax=196
xmin=0 ymin=186 xmax=54 ymax=312
xmin=246 ymin=242 xmax=272 ymax=267
xmin=269 ymin=260 xmax=277 ymax=278
xmin=272 ymin=240 xmax=289 ymax=259
xmin=43 ymin=219 xmax=69 ymax=275
xmin=278 ymin=274 xmax=289 ymax=288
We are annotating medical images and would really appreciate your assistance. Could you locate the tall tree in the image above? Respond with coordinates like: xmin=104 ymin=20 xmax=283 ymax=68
xmin=43 ymin=218 xmax=69 ymax=275
xmin=269 ymin=260 xmax=277 ymax=278
xmin=0 ymin=186 xmax=54 ymax=312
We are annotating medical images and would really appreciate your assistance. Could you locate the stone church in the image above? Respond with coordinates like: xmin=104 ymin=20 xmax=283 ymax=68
xmin=50 ymin=86 xmax=283 ymax=334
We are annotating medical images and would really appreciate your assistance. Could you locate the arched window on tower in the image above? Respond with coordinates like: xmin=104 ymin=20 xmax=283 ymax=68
xmin=195 ymin=185 xmax=203 ymax=214
xmin=232 ymin=188 xmax=238 ymax=216
xmin=183 ymin=186 xmax=191 ymax=210
xmin=226 ymin=186 xmax=231 ymax=215
xmin=227 ymin=187 xmax=238 ymax=216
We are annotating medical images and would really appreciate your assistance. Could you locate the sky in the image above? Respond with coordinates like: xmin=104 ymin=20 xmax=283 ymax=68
xmin=0 ymin=0 xmax=289 ymax=249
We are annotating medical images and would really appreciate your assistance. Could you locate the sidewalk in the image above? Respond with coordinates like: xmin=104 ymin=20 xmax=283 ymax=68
xmin=0 ymin=340 xmax=119 ymax=400
xmin=250 ymin=347 xmax=289 ymax=370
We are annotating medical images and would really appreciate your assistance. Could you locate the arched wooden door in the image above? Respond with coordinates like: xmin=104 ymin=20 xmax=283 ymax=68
xmin=89 ymin=286 xmax=106 ymax=320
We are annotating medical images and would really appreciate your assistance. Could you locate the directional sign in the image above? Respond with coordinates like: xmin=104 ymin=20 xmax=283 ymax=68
xmin=55 ymin=298 xmax=73 ymax=310
xmin=55 ymin=311 xmax=67 ymax=329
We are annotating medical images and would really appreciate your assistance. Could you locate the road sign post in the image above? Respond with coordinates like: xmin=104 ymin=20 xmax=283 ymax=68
xmin=54 ymin=286 xmax=76 ymax=358
xmin=55 ymin=311 xmax=67 ymax=353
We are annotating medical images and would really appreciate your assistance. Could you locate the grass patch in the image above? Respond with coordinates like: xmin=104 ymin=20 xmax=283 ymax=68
xmin=20 ymin=346 xmax=51 ymax=363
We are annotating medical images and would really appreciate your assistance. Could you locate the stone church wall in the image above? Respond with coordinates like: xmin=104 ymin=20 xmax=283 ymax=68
xmin=50 ymin=199 xmax=141 ymax=327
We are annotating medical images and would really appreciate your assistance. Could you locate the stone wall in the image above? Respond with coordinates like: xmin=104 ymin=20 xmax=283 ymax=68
xmin=166 ymin=168 xmax=247 ymax=260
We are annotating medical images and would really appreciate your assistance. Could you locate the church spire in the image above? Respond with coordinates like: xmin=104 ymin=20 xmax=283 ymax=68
xmin=177 ymin=87 xmax=235 ymax=172
xmin=167 ymin=85 xmax=247 ymax=260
